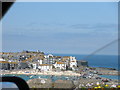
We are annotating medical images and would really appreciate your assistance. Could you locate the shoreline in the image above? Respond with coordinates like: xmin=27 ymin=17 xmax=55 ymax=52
xmin=0 ymin=70 xmax=81 ymax=76
xmin=1 ymin=69 xmax=119 ymax=88
xmin=0 ymin=66 xmax=118 ymax=76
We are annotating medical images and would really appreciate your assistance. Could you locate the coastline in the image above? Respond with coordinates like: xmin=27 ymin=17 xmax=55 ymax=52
xmin=1 ymin=68 xmax=119 ymax=88
xmin=1 ymin=66 xmax=118 ymax=76
xmin=0 ymin=70 xmax=81 ymax=76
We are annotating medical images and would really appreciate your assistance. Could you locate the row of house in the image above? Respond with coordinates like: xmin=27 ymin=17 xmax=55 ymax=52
xmin=0 ymin=52 xmax=79 ymax=71
xmin=0 ymin=58 xmax=30 ymax=70
xmin=30 ymin=54 xmax=77 ymax=71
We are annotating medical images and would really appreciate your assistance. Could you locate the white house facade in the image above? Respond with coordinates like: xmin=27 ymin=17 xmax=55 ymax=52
xmin=54 ymin=62 xmax=66 ymax=70
xmin=69 ymin=56 xmax=77 ymax=69
xmin=38 ymin=60 xmax=42 ymax=64
xmin=38 ymin=64 xmax=52 ymax=71
xmin=32 ymin=63 xmax=37 ymax=69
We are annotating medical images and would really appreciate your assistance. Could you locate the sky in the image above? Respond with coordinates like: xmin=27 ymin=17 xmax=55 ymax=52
xmin=2 ymin=2 xmax=118 ymax=55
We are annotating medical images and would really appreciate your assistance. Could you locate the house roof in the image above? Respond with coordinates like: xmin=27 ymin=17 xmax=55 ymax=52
xmin=38 ymin=55 xmax=44 ymax=60
xmin=40 ymin=64 xmax=52 ymax=66
xmin=0 ymin=61 xmax=9 ymax=63
xmin=71 ymin=61 xmax=75 ymax=62
xmin=0 ymin=60 xmax=18 ymax=64
xmin=63 ymin=56 xmax=70 ymax=58
xmin=53 ymin=56 xmax=62 ymax=58
xmin=22 ymin=56 xmax=35 ymax=62
xmin=9 ymin=62 xmax=18 ymax=64
xmin=56 ymin=62 xmax=65 ymax=64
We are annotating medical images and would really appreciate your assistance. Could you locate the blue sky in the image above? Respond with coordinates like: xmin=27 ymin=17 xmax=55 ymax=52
xmin=2 ymin=2 xmax=118 ymax=55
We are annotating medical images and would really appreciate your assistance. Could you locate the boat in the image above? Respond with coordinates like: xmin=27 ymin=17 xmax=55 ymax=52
xmin=30 ymin=75 xmax=33 ymax=78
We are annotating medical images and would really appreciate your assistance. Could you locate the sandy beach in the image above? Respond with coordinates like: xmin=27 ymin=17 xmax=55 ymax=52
xmin=0 ymin=69 xmax=81 ymax=76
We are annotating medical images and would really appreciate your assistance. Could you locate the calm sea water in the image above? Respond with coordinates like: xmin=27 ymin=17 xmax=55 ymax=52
xmin=53 ymin=54 xmax=118 ymax=70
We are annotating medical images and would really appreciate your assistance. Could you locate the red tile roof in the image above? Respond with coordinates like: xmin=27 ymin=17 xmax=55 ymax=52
xmin=56 ymin=62 xmax=64 ymax=64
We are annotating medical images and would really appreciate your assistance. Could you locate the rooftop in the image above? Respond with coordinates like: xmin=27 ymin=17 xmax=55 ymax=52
xmin=56 ymin=62 xmax=65 ymax=64
xmin=40 ymin=64 xmax=52 ymax=66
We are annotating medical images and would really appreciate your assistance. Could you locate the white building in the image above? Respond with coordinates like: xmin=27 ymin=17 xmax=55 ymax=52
xmin=69 ymin=56 xmax=77 ymax=69
xmin=54 ymin=62 xmax=66 ymax=70
xmin=32 ymin=59 xmax=43 ymax=69
xmin=62 ymin=56 xmax=77 ymax=67
xmin=44 ymin=54 xmax=54 ymax=64
xmin=38 ymin=60 xmax=42 ymax=64
xmin=44 ymin=54 xmax=53 ymax=59
xmin=0 ymin=58 xmax=5 ymax=61
xmin=32 ymin=63 xmax=37 ymax=69
xmin=38 ymin=64 xmax=52 ymax=71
